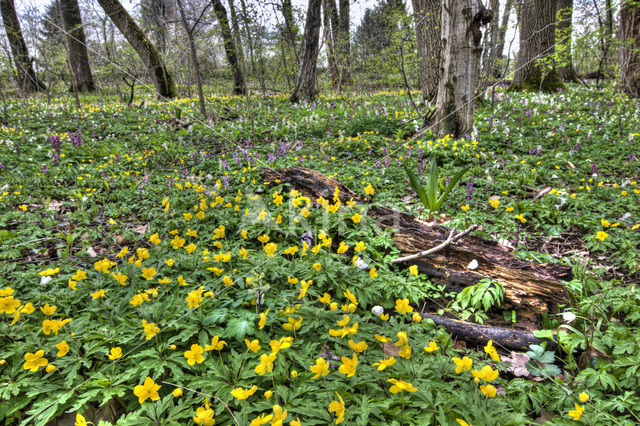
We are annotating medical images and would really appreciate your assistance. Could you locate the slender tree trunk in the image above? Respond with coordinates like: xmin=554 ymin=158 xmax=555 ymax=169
xmin=213 ymin=0 xmax=246 ymax=95
xmin=282 ymin=0 xmax=298 ymax=63
xmin=411 ymin=0 xmax=441 ymax=101
xmin=290 ymin=0 xmax=322 ymax=102
xmin=556 ymin=0 xmax=579 ymax=82
xmin=337 ymin=0 xmax=350 ymax=85
xmin=176 ymin=0 xmax=205 ymax=116
xmin=0 ymin=0 xmax=45 ymax=93
xmin=510 ymin=0 xmax=563 ymax=92
xmin=428 ymin=0 xmax=492 ymax=138
xmin=494 ymin=0 xmax=513 ymax=76
xmin=620 ymin=0 xmax=640 ymax=97
xmin=60 ymin=0 xmax=95 ymax=92
xmin=227 ymin=0 xmax=246 ymax=77
xmin=239 ymin=0 xmax=265 ymax=92
xmin=96 ymin=0 xmax=177 ymax=98
xmin=322 ymin=0 xmax=340 ymax=88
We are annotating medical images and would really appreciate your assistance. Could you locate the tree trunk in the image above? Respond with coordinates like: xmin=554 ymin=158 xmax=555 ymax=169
xmin=227 ymin=0 xmax=246 ymax=79
xmin=290 ymin=0 xmax=322 ymax=103
xmin=60 ymin=0 xmax=95 ymax=92
xmin=281 ymin=0 xmax=298 ymax=63
xmin=0 ymin=0 xmax=45 ymax=93
xmin=494 ymin=0 xmax=513 ymax=77
xmin=239 ymin=0 xmax=265 ymax=92
xmin=428 ymin=0 xmax=492 ymax=138
xmin=96 ymin=0 xmax=177 ymax=98
xmin=322 ymin=0 xmax=340 ymax=88
xmin=556 ymin=0 xmax=579 ymax=83
xmin=411 ymin=0 xmax=441 ymax=102
xmin=620 ymin=0 xmax=640 ymax=97
xmin=510 ymin=0 xmax=563 ymax=92
xmin=212 ymin=0 xmax=246 ymax=95
xmin=337 ymin=0 xmax=350 ymax=85
xmin=176 ymin=0 xmax=206 ymax=116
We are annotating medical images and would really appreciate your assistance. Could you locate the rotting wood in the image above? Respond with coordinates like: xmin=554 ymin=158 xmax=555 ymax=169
xmin=262 ymin=167 xmax=572 ymax=316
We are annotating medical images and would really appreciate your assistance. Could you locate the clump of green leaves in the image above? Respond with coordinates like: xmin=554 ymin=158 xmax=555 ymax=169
xmin=447 ymin=278 xmax=505 ymax=324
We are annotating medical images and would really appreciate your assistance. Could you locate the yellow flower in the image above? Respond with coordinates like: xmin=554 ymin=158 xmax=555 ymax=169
xmin=46 ymin=364 xmax=56 ymax=373
xmin=108 ymin=347 xmax=122 ymax=360
xmin=374 ymin=334 xmax=390 ymax=343
xmin=394 ymin=298 xmax=413 ymax=315
xmin=264 ymin=390 xmax=273 ymax=399
xmin=338 ymin=354 xmax=358 ymax=377
xmin=351 ymin=213 xmax=362 ymax=223
xmin=272 ymin=404 xmax=288 ymax=424
xmin=244 ymin=339 xmax=261 ymax=353
xmin=328 ymin=392 xmax=345 ymax=424
xmin=184 ymin=344 xmax=205 ymax=365
xmin=578 ymin=392 xmax=589 ymax=402
xmin=363 ymin=183 xmax=374 ymax=196
xmin=141 ymin=319 xmax=160 ymax=340
xmin=568 ymin=403 xmax=585 ymax=421
xmin=264 ymin=243 xmax=278 ymax=257
xmin=257 ymin=234 xmax=270 ymax=243
xmin=18 ymin=204 xmax=27 ymax=211
xmin=424 ymin=341 xmax=438 ymax=353
xmin=489 ymin=198 xmax=500 ymax=209
xmin=0 ymin=296 xmax=20 ymax=314
xmin=290 ymin=418 xmax=301 ymax=426
xmin=480 ymin=384 xmax=497 ymax=398
xmin=184 ymin=243 xmax=197 ymax=254
xmin=231 ymin=385 xmax=258 ymax=400
xmin=149 ymin=233 xmax=162 ymax=245
xmin=186 ymin=287 xmax=205 ymax=309
xmin=596 ymin=231 xmax=608 ymax=241
xmin=354 ymin=241 xmax=366 ymax=252
xmin=456 ymin=419 xmax=472 ymax=426
xmin=72 ymin=270 xmax=87 ymax=280
xmin=484 ymin=340 xmax=500 ymax=361
xmin=343 ymin=289 xmax=358 ymax=305
xmin=472 ymin=365 xmax=499 ymax=382
xmin=515 ymin=213 xmax=527 ymax=223
xmin=23 ymin=350 xmax=48 ymax=371
xmin=250 ymin=413 xmax=273 ymax=426
xmin=171 ymin=235 xmax=186 ymax=249
xmin=133 ymin=377 xmax=161 ymax=404
xmin=348 ymin=339 xmax=368 ymax=353
xmin=387 ymin=378 xmax=417 ymax=393
xmin=39 ymin=267 xmax=60 ymax=276
xmin=412 ymin=312 xmax=422 ymax=322
xmin=91 ymin=289 xmax=108 ymax=299
xmin=369 ymin=267 xmax=378 ymax=279
xmin=141 ymin=267 xmax=156 ymax=280
xmin=310 ymin=357 xmax=330 ymax=379
xmin=372 ymin=357 xmax=396 ymax=371
xmin=409 ymin=265 xmax=418 ymax=275
xmin=319 ymin=293 xmax=332 ymax=304
xmin=270 ymin=336 xmax=293 ymax=354
xmin=56 ymin=341 xmax=69 ymax=357
xmin=75 ymin=413 xmax=87 ymax=426
xmin=395 ymin=331 xmax=409 ymax=347
xmin=40 ymin=303 xmax=57 ymax=315
xmin=205 ymin=336 xmax=227 ymax=351
xmin=399 ymin=345 xmax=412 ymax=359
xmin=253 ymin=353 xmax=276 ymax=376
xmin=453 ymin=356 xmax=473 ymax=373
xmin=283 ymin=246 xmax=299 ymax=255
xmin=461 ymin=204 xmax=470 ymax=211
xmin=172 ymin=388 xmax=182 ymax=397
xmin=258 ymin=308 xmax=269 ymax=329
xmin=193 ymin=406 xmax=215 ymax=426
xmin=112 ymin=272 xmax=128 ymax=285
xmin=282 ymin=316 xmax=302 ymax=331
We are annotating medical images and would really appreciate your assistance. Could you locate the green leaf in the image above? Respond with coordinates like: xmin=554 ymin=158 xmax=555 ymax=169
xmin=427 ymin=154 xmax=438 ymax=211
xmin=533 ymin=329 xmax=555 ymax=340
xmin=403 ymin=164 xmax=429 ymax=209
xmin=226 ymin=318 xmax=254 ymax=341
xmin=435 ymin=166 xmax=470 ymax=210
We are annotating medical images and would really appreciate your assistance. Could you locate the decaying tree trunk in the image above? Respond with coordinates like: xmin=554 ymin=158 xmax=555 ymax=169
xmin=411 ymin=0 xmax=441 ymax=101
xmin=0 ymin=0 xmax=45 ymax=93
xmin=212 ymin=0 xmax=247 ymax=96
xmin=60 ymin=0 xmax=95 ymax=92
xmin=290 ymin=0 xmax=322 ymax=102
xmin=96 ymin=0 xmax=177 ymax=98
xmin=262 ymin=167 xmax=572 ymax=318
xmin=620 ymin=0 xmax=640 ymax=98
xmin=510 ymin=0 xmax=564 ymax=92
xmin=425 ymin=0 xmax=492 ymax=138
xmin=556 ymin=0 xmax=579 ymax=83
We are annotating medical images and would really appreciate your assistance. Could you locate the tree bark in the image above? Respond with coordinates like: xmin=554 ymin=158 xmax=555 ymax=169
xmin=322 ymin=0 xmax=340 ymax=88
xmin=60 ymin=0 xmax=95 ymax=92
xmin=556 ymin=0 xmax=579 ymax=82
xmin=290 ymin=0 xmax=322 ymax=103
xmin=494 ymin=0 xmax=513 ymax=76
xmin=176 ymin=0 xmax=206 ymax=116
xmin=212 ymin=0 xmax=246 ymax=95
xmin=620 ymin=0 xmax=640 ymax=97
xmin=411 ymin=0 xmax=441 ymax=101
xmin=0 ymin=0 xmax=45 ymax=93
xmin=262 ymin=167 xmax=572 ymax=317
xmin=428 ymin=0 xmax=492 ymax=138
xmin=337 ymin=0 xmax=350 ymax=85
xmin=510 ymin=0 xmax=564 ymax=92
xmin=239 ymin=0 xmax=265 ymax=92
xmin=96 ymin=0 xmax=177 ymax=98
xmin=281 ymin=0 xmax=298 ymax=63
xmin=227 ymin=0 xmax=246 ymax=79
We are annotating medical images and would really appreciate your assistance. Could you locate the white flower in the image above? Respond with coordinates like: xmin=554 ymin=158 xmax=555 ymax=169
xmin=467 ymin=259 xmax=479 ymax=270
xmin=40 ymin=276 xmax=52 ymax=285
xmin=354 ymin=258 xmax=368 ymax=269
xmin=371 ymin=306 xmax=384 ymax=317
xmin=562 ymin=312 xmax=576 ymax=323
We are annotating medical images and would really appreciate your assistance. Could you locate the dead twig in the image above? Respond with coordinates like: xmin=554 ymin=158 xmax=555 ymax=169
xmin=390 ymin=224 xmax=479 ymax=264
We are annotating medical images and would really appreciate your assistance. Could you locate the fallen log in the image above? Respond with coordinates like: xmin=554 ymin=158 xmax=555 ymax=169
xmin=420 ymin=313 xmax=556 ymax=351
xmin=262 ymin=167 xmax=572 ymax=317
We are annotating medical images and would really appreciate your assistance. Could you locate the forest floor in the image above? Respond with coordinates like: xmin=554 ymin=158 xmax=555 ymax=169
xmin=0 ymin=85 xmax=639 ymax=425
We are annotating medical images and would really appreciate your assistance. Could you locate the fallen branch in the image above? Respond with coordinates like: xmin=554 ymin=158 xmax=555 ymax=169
xmin=391 ymin=224 xmax=478 ymax=264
